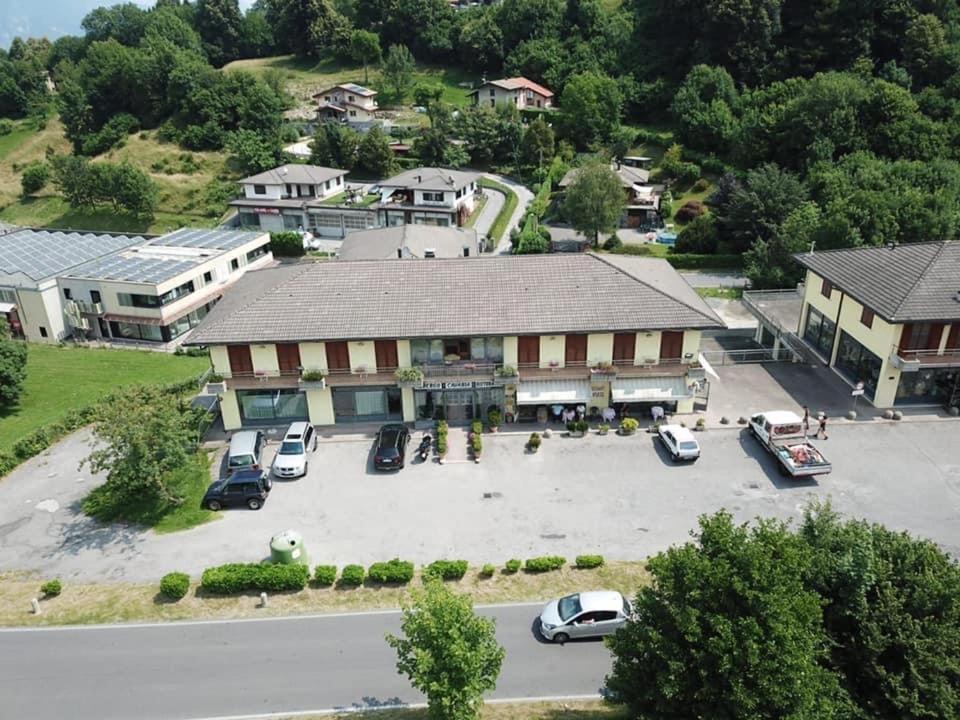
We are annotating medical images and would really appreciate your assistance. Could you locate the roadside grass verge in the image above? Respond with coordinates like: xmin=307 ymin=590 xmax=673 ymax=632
xmin=321 ymin=701 xmax=628 ymax=719
xmin=0 ymin=561 xmax=650 ymax=627
xmin=81 ymin=452 xmax=219 ymax=534
xmin=463 ymin=193 xmax=488 ymax=229
xmin=479 ymin=177 xmax=518 ymax=244
xmin=0 ymin=345 xmax=209 ymax=454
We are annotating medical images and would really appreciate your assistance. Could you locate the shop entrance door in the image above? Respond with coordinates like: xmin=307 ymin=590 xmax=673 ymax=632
xmin=443 ymin=389 xmax=475 ymax=424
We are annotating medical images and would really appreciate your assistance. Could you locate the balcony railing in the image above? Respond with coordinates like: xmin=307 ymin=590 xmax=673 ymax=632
xmin=889 ymin=345 xmax=960 ymax=370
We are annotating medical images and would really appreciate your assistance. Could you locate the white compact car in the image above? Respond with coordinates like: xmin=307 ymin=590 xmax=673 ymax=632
xmin=539 ymin=591 xmax=632 ymax=644
xmin=272 ymin=422 xmax=316 ymax=478
xmin=657 ymin=423 xmax=701 ymax=462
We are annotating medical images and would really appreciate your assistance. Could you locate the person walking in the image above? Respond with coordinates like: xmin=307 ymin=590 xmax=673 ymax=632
xmin=817 ymin=413 xmax=829 ymax=439
xmin=802 ymin=406 xmax=811 ymax=437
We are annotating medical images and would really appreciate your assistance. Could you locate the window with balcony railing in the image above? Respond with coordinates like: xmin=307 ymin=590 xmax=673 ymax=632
xmin=410 ymin=337 xmax=503 ymax=365
xmin=118 ymin=280 xmax=194 ymax=309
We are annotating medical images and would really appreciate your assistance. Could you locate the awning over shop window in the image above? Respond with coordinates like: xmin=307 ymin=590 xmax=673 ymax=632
xmin=0 ymin=302 xmax=15 ymax=313
xmin=516 ymin=380 xmax=593 ymax=405
xmin=612 ymin=377 xmax=691 ymax=402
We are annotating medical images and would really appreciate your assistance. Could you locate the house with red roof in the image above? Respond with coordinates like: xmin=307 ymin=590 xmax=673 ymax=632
xmin=468 ymin=77 xmax=554 ymax=110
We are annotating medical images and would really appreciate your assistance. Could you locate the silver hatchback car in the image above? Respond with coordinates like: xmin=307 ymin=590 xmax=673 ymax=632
xmin=539 ymin=590 xmax=632 ymax=644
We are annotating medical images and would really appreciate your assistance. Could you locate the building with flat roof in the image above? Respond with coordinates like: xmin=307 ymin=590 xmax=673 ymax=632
xmin=186 ymin=253 xmax=722 ymax=429
xmin=337 ymin=225 xmax=480 ymax=260
xmin=0 ymin=226 xmax=272 ymax=345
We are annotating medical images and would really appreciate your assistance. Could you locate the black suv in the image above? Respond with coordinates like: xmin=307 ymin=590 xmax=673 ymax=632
xmin=203 ymin=469 xmax=272 ymax=511
xmin=373 ymin=424 xmax=410 ymax=470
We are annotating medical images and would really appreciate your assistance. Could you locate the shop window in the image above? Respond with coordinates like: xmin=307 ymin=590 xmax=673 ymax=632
xmin=238 ymin=390 xmax=308 ymax=422
xmin=860 ymin=307 xmax=874 ymax=329
xmin=803 ymin=306 xmax=836 ymax=359
xmin=834 ymin=331 xmax=881 ymax=401
xmin=820 ymin=278 xmax=833 ymax=298
xmin=895 ymin=368 xmax=959 ymax=405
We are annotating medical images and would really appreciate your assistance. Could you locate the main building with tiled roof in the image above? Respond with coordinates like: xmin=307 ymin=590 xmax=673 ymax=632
xmin=187 ymin=253 xmax=721 ymax=429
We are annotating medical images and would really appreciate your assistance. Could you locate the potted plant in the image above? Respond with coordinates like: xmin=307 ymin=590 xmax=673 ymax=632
xmin=598 ymin=423 xmax=610 ymax=435
xmin=437 ymin=420 xmax=449 ymax=464
xmin=590 ymin=361 xmax=617 ymax=378
xmin=444 ymin=353 xmax=460 ymax=365
xmin=494 ymin=365 xmax=518 ymax=385
xmin=299 ymin=368 xmax=326 ymax=389
xmin=394 ymin=366 xmax=424 ymax=387
xmin=695 ymin=417 xmax=706 ymax=431
xmin=471 ymin=433 xmax=482 ymax=463
xmin=487 ymin=408 xmax=502 ymax=432
xmin=204 ymin=372 xmax=226 ymax=395
xmin=567 ymin=420 xmax=589 ymax=437
xmin=527 ymin=432 xmax=541 ymax=452
xmin=620 ymin=417 xmax=639 ymax=435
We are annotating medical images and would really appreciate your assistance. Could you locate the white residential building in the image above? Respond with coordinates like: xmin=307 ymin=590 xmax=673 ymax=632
xmin=377 ymin=167 xmax=482 ymax=227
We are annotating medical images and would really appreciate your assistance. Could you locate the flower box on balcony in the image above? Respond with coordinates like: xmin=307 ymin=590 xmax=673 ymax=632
xmin=590 ymin=363 xmax=617 ymax=379
xmin=394 ymin=367 xmax=425 ymax=387
xmin=493 ymin=365 xmax=519 ymax=385
xmin=299 ymin=369 xmax=327 ymax=389
xmin=205 ymin=381 xmax=227 ymax=395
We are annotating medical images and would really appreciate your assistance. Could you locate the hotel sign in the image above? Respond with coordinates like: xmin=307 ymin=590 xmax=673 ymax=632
xmin=420 ymin=380 xmax=496 ymax=390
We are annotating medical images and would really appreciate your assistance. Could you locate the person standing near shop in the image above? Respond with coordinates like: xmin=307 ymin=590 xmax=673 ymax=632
xmin=816 ymin=413 xmax=829 ymax=439
xmin=802 ymin=406 xmax=811 ymax=437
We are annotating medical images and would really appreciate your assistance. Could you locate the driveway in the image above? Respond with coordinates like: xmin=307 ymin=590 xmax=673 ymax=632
xmin=471 ymin=187 xmax=504 ymax=243
xmin=1 ymin=419 xmax=959 ymax=582
xmin=484 ymin=173 xmax=533 ymax=254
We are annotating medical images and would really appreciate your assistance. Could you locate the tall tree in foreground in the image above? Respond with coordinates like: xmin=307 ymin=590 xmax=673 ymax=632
xmin=195 ymin=0 xmax=244 ymax=66
xmin=0 ymin=318 xmax=27 ymax=410
xmin=387 ymin=580 xmax=505 ymax=720
xmin=349 ymin=29 xmax=381 ymax=84
xmin=606 ymin=510 xmax=848 ymax=720
xmin=562 ymin=158 xmax=623 ymax=246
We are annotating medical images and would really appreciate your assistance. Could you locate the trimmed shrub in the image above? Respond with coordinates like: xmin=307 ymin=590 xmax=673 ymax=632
xmin=665 ymin=253 xmax=743 ymax=270
xmin=21 ymin=162 xmax=50 ymax=196
xmin=41 ymin=579 xmax=62 ymax=597
xmin=602 ymin=233 xmax=623 ymax=251
xmin=0 ymin=118 xmax=14 ymax=135
xmin=201 ymin=563 xmax=310 ymax=594
xmin=367 ymin=558 xmax=414 ymax=584
xmin=528 ymin=432 xmax=542 ymax=449
xmin=159 ymin=572 xmax=190 ymax=600
xmin=620 ymin=417 xmax=639 ymax=434
xmin=504 ymin=559 xmax=522 ymax=574
xmin=692 ymin=178 xmax=710 ymax=192
xmin=674 ymin=200 xmax=706 ymax=224
xmin=525 ymin=556 xmax=566 ymax=573
xmin=269 ymin=231 xmax=305 ymax=257
xmin=575 ymin=555 xmax=605 ymax=569
xmin=610 ymin=244 xmax=656 ymax=256
xmin=471 ymin=420 xmax=483 ymax=436
xmin=424 ymin=559 xmax=469 ymax=581
xmin=314 ymin=565 xmax=338 ymax=586
xmin=479 ymin=563 xmax=496 ymax=578
xmin=339 ymin=564 xmax=365 ymax=587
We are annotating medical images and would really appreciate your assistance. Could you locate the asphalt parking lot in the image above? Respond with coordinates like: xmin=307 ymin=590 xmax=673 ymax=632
xmin=0 ymin=420 xmax=958 ymax=582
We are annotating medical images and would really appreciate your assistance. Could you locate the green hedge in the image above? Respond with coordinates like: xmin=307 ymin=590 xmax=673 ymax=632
xmin=424 ymin=559 xmax=469 ymax=581
xmin=575 ymin=555 xmax=605 ymax=569
xmin=201 ymin=563 xmax=310 ymax=594
xmin=525 ymin=556 xmax=566 ymax=573
xmin=314 ymin=565 xmax=338 ymax=586
xmin=666 ymin=253 xmax=743 ymax=270
xmin=479 ymin=563 xmax=496 ymax=578
xmin=339 ymin=564 xmax=365 ymax=586
xmin=367 ymin=558 xmax=415 ymax=584
xmin=478 ymin=177 xmax=518 ymax=245
xmin=159 ymin=572 xmax=191 ymax=600
xmin=504 ymin=558 xmax=521 ymax=573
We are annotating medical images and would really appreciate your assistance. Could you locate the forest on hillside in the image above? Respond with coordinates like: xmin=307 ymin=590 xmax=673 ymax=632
xmin=3 ymin=0 xmax=960 ymax=284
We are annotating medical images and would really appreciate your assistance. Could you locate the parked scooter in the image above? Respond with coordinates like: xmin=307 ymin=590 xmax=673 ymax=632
xmin=417 ymin=433 xmax=433 ymax=461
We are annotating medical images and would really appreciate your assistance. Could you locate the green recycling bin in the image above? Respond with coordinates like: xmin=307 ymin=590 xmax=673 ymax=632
xmin=270 ymin=530 xmax=309 ymax=566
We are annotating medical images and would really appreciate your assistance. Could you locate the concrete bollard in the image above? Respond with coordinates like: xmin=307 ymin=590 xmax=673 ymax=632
xmin=259 ymin=591 xmax=268 ymax=608
xmin=31 ymin=598 xmax=40 ymax=615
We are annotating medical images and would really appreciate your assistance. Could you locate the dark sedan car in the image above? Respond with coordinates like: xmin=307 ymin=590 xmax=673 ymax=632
xmin=203 ymin=469 xmax=272 ymax=511
xmin=373 ymin=424 xmax=410 ymax=470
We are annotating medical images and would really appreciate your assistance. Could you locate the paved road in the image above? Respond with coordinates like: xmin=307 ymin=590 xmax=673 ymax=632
xmin=3 ymin=417 xmax=959 ymax=582
xmin=0 ymin=604 xmax=609 ymax=720
xmin=484 ymin=173 xmax=533 ymax=254
xmin=472 ymin=187 xmax=505 ymax=242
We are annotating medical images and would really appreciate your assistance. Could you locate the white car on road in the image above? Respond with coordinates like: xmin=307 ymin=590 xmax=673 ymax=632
xmin=538 ymin=591 xmax=632 ymax=644
xmin=657 ymin=423 xmax=701 ymax=462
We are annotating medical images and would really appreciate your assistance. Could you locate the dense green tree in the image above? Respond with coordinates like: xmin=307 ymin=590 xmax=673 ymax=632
xmin=357 ymin=124 xmax=396 ymax=176
xmin=607 ymin=510 xmax=848 ymax=719
xmin=519 ymin=115 xmax=555 ymax=171
xmin=381 ymin=44 xmax=415 ymax=102
xmin=369 ymin=0 xmax=461 ymax=63
xmin=266 ymin=0 xmax=352 ymax=57
xmin=0 ymin=318 xmax=27 ymax=410
xmin=800 ymin=503 xmax=960 ymax=720
xmin=903 ymin=14 xmax=949 ymax=88
xmin=557 ymin=71 xmax=622 ymax=148
xmin=458 ymin=12 xmax=503 ymax=73
xmin=20 ymin=162 xmax=50 ymax=197
xmin=496 ymin=0 xmax=565 ymax=54
xmin=104 ymin=161 xmax=158 ymax=217
xmin=503 ymin=37 xmax=567 ymax=88
xmin=387 ymin=579 xmax=505 ymax=720
xmin=457 ymin=104 xmax=523 ymax=165
xmin=743 ymin=201 xmax=819 ymax=288
xmin=228 ymin=129 xmax=283 ymax=174
xmin=81 ymin=3 xmax=149 ymax=46
xmin=671 ymin=64 xmax=740 ymax=153
xmin=195 ymin=0 xmax=244 ymax=66
xmin=348 ymin=29 xmax=381 ymax=83
xmin=562 ymin=158 xmax=623 ymax=246
xmin=310 ymin=121 xmax=360 ymax=169
xmin=715 ymin=162 xmax=807 ymax=253
xmin=675 ymin=214 xmax=719 ymax=254
xmin=414 ymin=103 xmax=469 ymax=167
xmin=240 ymin=9 xmax=276 ymax=58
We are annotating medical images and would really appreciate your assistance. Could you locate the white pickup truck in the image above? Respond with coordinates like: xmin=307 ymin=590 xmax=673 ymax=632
xmin=748 ymin=411 xmax=832 ymax=478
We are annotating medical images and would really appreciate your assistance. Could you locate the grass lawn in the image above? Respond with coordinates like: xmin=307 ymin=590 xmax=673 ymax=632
xmin=479 ymin=177 xmax=518 ymax=243
xmin=463 ymin=193 xmax=488 ymax=229
xmin=223 ymin=55 xmax=477 ymax=118
xmin=0 ymin=344 xmax=209 ymax=454
xmin=0 ymin=561 xmax=651 ymax=627
xmin=0 ymin=118 xmax=71 ymax=211
xmin=321 ymin=701 xmax=627 ymax=720
xmin=696 ymin=286 xmax=743 ymax=299
xmin=0 ymin=127 xmax=236 ymax=235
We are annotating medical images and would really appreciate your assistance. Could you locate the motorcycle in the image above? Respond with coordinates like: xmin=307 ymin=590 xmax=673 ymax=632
xmin=416 ymin=433 xmax=433 ymax=461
